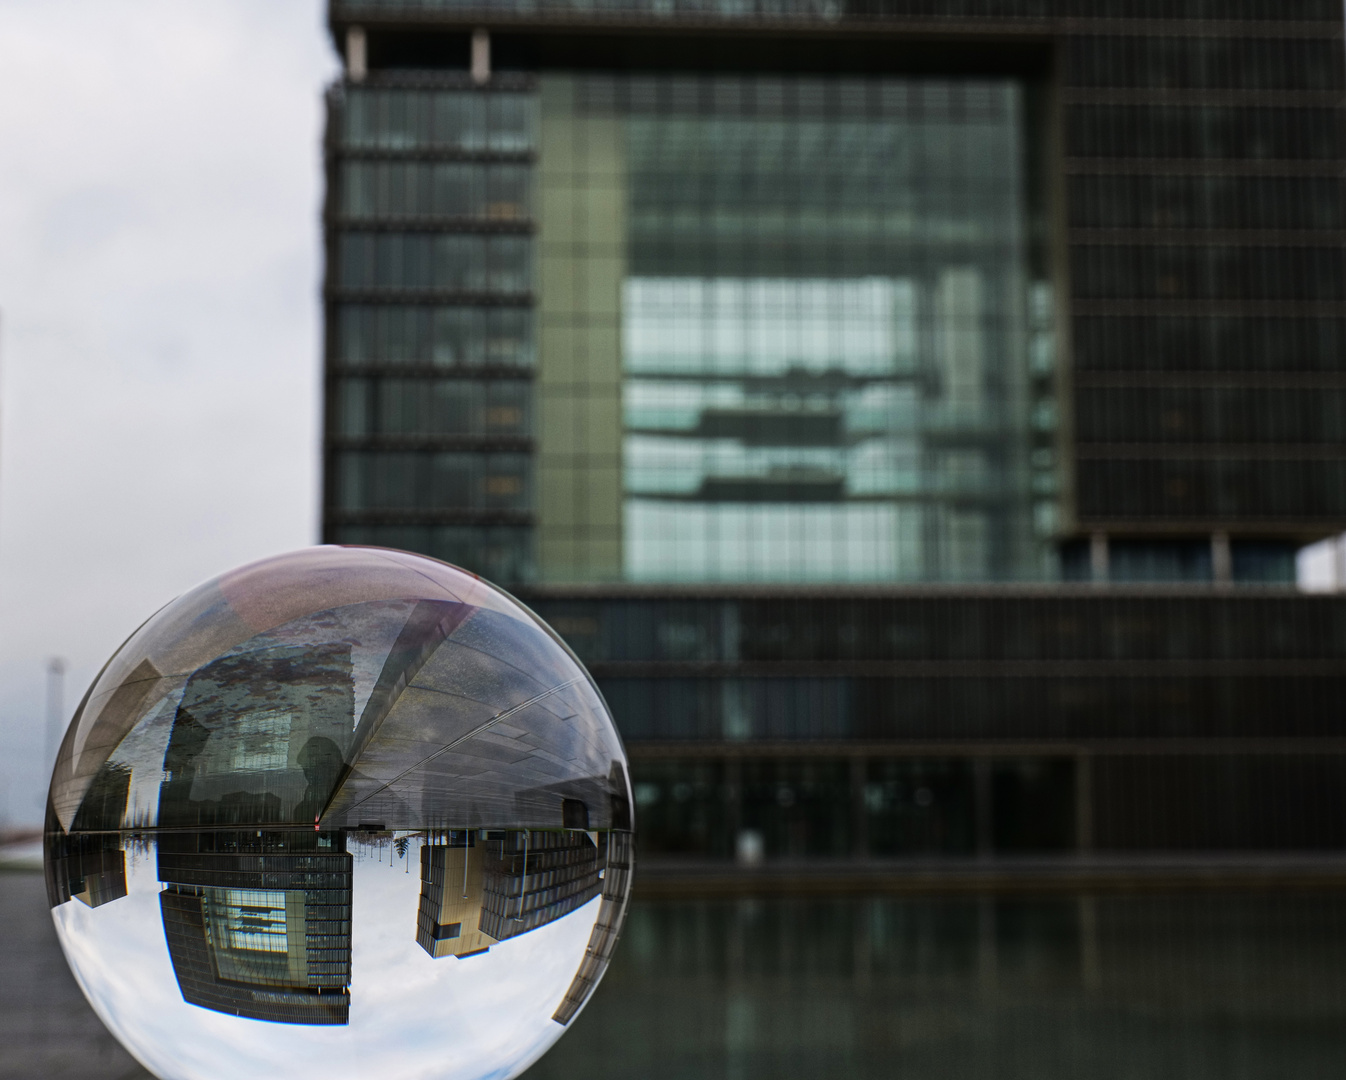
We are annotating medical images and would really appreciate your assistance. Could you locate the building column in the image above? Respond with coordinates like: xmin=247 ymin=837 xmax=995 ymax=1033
xmin=346 ymin=26 xmax=367 ymax=82
xmin=1211 ymin=531 xmax=1232 ymax=586
xmin=1089 ymin=532 xmax=1109 ymax=584
xmin=472 ymin=28 xmax=491 ymax=85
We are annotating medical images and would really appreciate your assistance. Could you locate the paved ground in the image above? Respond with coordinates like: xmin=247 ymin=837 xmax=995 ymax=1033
xmin=0 ymin=870 xmax=151 ymax=1080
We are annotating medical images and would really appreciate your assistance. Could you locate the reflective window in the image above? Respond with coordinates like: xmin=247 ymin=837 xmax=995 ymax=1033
xmin=550 ymin=75 xmax=1058 ymax=582
xmin=340 ymin=88 xmax=536 ymax=153
xmin=331 ymin=378 xmax=531 ymax=439
xmin=336 ymin=306 xmax=534 ymax=370
xmin=334 ymin=451 xmax=531 ymax=512
xmin=340 ymin=162 xmax=532 ymax=221
xmin=338 ymin=233 xmax=532 ymax=295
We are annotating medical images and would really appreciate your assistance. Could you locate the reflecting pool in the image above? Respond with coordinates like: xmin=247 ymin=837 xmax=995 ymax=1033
xmin=528 ymin=892 xmax=1346 ymax=1080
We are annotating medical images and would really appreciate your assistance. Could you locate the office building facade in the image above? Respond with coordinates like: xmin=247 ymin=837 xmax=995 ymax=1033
xmin=157 ymin=830 xmax=354 ymax=1025
xmin=322 ymin=1 xmax=1346 ymax=864
xmin=415 ymin=831 xmax=606 ymax=959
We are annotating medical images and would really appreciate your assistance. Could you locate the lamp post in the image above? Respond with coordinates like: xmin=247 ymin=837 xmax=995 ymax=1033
xmin=45 ymin=657 xmax=66 ymax=775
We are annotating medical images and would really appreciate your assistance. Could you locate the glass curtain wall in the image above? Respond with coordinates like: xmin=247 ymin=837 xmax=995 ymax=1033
xmin=326 ymin=82 xmax=539 ymax=582
xmin=541 ymin=74 xmax=1059 ymax=584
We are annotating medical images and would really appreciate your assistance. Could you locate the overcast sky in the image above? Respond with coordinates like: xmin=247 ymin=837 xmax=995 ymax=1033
xmin=0 ymin=1 xmax=338 ymax=826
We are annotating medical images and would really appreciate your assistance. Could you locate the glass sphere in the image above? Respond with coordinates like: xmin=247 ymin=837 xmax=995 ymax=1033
xmin=44 ymin=547 xmax=633 ymax=1080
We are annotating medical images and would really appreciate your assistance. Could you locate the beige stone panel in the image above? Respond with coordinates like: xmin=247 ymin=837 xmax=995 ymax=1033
xmin=578 ymin=117 xmax=624 ymax=178
xmin=578 ymin=395 xmax=623 ymax=456
xmin=538 ymin=77 xmax=577 ymax=170
xmin=582 ymin=257 xmax=625 ymax=319
xmin=537 ymin=467 xmax=579 ymax=530
xmin=537 ymin=324 xmax=580 ymax=383
xmin=583 ymin=186 xmax=627 ymax=244
xmin=577 ymin=324 xmax=623 ymax=383
xmin=537 ymin=535 xmax=578 ymax=578
xmin=560 ymin=343 xmax=615 ymax=396
xmin=538 ymin=391 xmax=584 ymax=455
xmin=587 ymin=465 xmax=624 ymax=523
xmin=538 ymin=185 xmax=580 ymax=239
xmin=536 ymin=74 xmax=626 ymax=585
xmin=538 ymin=256 xmax=580 ymax=320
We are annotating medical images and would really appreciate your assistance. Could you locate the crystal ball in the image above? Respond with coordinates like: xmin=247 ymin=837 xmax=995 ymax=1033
xmin=44 ymin=547 xmax=633 ymax=1080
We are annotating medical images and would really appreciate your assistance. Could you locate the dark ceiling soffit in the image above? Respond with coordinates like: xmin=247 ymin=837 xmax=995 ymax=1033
xmin=327 ymin=10 xmax=1064 ymax=42
xmin=511 ymin=583 xmax=1315 ymax=601
xmin=326 ymin=5 xmax=1346 ymax=39
xmin=332 ymin=25 xmax=1056 ymax=80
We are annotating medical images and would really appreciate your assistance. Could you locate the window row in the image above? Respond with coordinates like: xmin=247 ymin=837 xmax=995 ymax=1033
xmin=634 ymin=755 xmax=1081 ymax=858
xmin=595 ymin=675 xmax=1346 ymax=742
xmin=328 ymin=522 xmax=532 ymax=584
xmin=1060 ymin=538 xmax=1295 ymax=584
xmin=1075 ymin=386 xmax=1346 ymax=445
xmin=1068 ymin=174 xmax=1346 ymax=232
xmin=334 ymin=305 xmax=534 ymax=369
xmin=336 ymin=233 xmax=532 ymax=294
xmin=1073 ymin=315 xmax=1346 ymax=373
xmin=629 ymin=163 xmax=1021 ymax=215
xmin=332 ymin=450 xmax=531 ymax=512
xmin=527 ymin=594 xmax=1346 ymax=664
xmin=1071 ymin=244 xmax=1346 ymax=302
xmin=336 ymin=87 xmax=535 ymax=153
xmin=1076 ymin=457 xmax=1346 ymax=519
xmin=337 ymin=161 xmax=531 ymax=222
xmin=574 ymin=73 xmax=1017 ymax=122
xmin=629 ymin=239 xmax=1025 ymax=279
xmin=1065 ymin=36 xmax=1345 ymax=92
xmin=629 ymin=752 xmax=1346 ymax=859
xmin=1065 ymin=105 xmax=1343 ymax=160
xmin=331 ymin=377 xmax=531 ymax=438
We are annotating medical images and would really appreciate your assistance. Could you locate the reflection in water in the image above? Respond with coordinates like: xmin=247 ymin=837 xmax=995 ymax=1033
xmin=43 ymin=548 xmax=634 ymax=1080
xmin=530 ymin=893 xmax=1346 ymax=1080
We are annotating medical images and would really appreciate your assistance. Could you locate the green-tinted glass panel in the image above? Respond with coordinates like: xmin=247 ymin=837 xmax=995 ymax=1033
xmin=543 ymin=74 xmax=1058 ymax=582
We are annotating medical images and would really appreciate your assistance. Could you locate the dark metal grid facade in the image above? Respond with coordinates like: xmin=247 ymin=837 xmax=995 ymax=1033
xmin=324 ymin=74 xmax=540 ymax=582
xmin=522 ymin=588 xmax=1346 ymax=857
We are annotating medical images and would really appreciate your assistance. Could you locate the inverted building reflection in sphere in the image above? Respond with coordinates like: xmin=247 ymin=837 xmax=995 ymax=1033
xmin=43 ymin=546 xmax=634 ymax=1080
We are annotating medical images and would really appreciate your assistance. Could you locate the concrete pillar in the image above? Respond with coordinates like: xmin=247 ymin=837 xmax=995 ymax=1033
xmin=1089 ymin=532 xmax=1109 ymax=584
xmin=346 ymin=26 xmax=367 ymax=82
xmin=1211 ymin=531 xmax=1232 ymax=586
xmin=471 ymin=28 xmax=491 ymax=85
